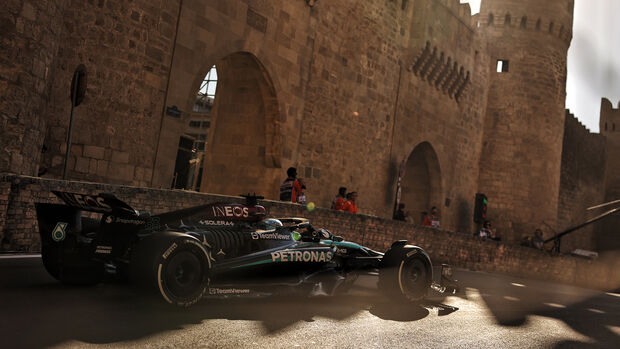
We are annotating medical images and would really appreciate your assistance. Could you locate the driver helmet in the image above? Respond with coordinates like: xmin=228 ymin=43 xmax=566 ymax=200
xmin=259 ymin=218 xmax=283 ymax=230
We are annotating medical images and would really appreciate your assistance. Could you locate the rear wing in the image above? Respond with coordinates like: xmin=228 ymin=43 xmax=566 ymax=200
xmin=52 ymin=191 xmax=138 ymax=218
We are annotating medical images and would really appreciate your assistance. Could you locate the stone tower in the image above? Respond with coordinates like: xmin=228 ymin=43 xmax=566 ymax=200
xmin=477 ymin=0 xmax=574 ymax=241
xmin=598 ymin=98 xmax=620 ymax=251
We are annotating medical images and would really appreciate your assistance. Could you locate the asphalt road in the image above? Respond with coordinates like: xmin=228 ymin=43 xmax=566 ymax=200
xmin=1 ymin=255 xmax=619 ymax=349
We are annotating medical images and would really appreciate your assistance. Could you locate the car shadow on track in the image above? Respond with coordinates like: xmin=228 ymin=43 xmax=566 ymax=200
xmin=0 ymin=264 xmax=458 ymax=349
xmin=454 ymin=270 xmax=620 ymax=348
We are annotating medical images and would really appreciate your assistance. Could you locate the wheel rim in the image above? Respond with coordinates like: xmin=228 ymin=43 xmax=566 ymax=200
xmin=401 ymin=259 xmax=427 ymax=299
xmin=164 ymin=251 xmax=203 ymax=298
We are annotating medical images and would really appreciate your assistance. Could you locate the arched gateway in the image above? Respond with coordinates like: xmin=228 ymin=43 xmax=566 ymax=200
xmin=400 ymin=142 xmax=442 ymax=224
xmin=200 ymin=52 xmax=282 ymax=199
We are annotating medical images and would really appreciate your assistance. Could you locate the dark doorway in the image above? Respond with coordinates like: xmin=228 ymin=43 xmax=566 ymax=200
xmin=400 ymin=142 xmax=442 ymax=224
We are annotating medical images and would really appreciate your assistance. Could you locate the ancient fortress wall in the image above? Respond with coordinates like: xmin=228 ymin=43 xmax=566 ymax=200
xmin=477 ymin=0 xmax=574 ymax=242
xmin=600 ymin=98 xmax=620 ymax=198
xmin=292 ymin=0 xmax=412 ymax=217
xmin=0 ymin=0 xmax=68 ymax=176
xmin=1 ymin=0 xmax=616 ymax=245
xmin=38 ymin=0 xmax=181 ymax=187
xmin=391 ymin=0 xmax=488 ymax=233
xmin=156 ymin=0 xmax=317 ymax=197
xmin=598 ymin=98 xmax=620 ymax=251
xmin=557 ymin=111 xmax=606 ymax=252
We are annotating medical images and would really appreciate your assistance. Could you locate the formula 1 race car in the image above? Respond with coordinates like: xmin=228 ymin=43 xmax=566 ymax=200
xmin=35 ymin=192 xmax=457 ymax=307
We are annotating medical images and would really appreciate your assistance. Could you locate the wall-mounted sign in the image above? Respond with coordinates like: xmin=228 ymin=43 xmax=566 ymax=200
xmin=166 ymin=105 xmax=182 ymax=118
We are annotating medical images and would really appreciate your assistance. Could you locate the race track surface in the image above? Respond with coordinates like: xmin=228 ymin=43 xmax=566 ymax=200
xmin=1 ymin=255 xmax=619 ymax=348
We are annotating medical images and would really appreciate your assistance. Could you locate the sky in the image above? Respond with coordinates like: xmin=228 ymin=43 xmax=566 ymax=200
xmin=461 ymin=0 xmax=620 ymax=133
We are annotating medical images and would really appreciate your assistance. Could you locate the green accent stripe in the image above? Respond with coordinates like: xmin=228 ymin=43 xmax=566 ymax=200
xmin=231 ymin=259 xmax=273 ymax=269
xmin=320 ymin=240 xmax=363 ymax=249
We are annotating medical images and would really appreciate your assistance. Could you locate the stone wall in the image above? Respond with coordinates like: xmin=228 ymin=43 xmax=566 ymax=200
xmin=391 ymin=0 xmax=487 ymax=233
xmin=0 ymin=182 xmax=10 ymax=246
xmin=39 ymin=0 xmax=181 ymax=186
xmin=1 ymin=174 xmax=618 ymax=291
xmin=0 ymin=0 xmax=68 ymax=176
xmin=2 ymin=0 xmax=616 ymax=253
xmin=557 ymin=111 xmax=607 ymax=253
xmin=599 ymin=98 xmax=620 ymax=251
xmin=477 ymin=0 xmax=574 ymax=243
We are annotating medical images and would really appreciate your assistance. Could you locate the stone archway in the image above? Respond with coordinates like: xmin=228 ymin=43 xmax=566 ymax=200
xmin=400 ymin=142 xmax=442 ymax=224
xmin=200 ymin=52 xmax=282 ymax=199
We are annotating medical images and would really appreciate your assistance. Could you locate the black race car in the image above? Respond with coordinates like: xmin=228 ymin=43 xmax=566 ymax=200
xmin=35 ymin=192 xmax=457 ymax=306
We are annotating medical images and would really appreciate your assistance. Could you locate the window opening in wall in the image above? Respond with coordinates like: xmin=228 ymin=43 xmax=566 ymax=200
xmin=194 ymin=65 xmax=218 ymax=113
xmin=614 ymin=123 xmax=616 ymax=131
xmin=505 ymin=14 xmax=511 ymax=25
xmin=189 ymin=120 xmax=201 ymax=128
xmin=401 ymin=0 xmax=408 ymax=10
xmin=549 ymin=22 xmax=554 ymax=34
xmin=520 ymin=16 xmax=527 ymax=29
xmin=488 ymin=13 xmax=494 ymax=25
xmin=496 ymin=60 xmax=509 ymax=73
xmin=605 ymin=123 xmax=608 ymax=131
xmin=536 ymin=19 xmax=541 ymax=31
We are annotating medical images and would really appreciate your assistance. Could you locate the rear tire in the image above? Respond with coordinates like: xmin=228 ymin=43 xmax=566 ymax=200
xmin=131 ymin=234 xmax=211 ymax=307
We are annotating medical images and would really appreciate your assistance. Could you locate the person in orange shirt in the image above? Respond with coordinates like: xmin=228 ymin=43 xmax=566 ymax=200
xmin=331 ymin=187 xmax=347 ymax=210
xmin=279 ymin=167 xmax=303 ymax=203
xmin=342 ymin=192 xmax=358 ymax=213
xmin=422 ymin=206 xmax=440 ymax=228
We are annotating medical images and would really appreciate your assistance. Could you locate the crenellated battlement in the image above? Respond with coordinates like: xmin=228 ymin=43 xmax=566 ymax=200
xmin=407 ymin=41 xmax=471 ymax=102
xmin=479 ymin=11 xmax=572 ymax=45
xmin=600 ymin=98 xmax=620 ymax=134
xmin=432 ymin=0 xmax=476 ymax=28
xmin=565 ymin=109 xmax=592 ymax=134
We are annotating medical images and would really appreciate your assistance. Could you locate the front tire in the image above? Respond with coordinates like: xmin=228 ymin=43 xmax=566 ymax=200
xmin=379 ymin=246 xmax=431 ymax=302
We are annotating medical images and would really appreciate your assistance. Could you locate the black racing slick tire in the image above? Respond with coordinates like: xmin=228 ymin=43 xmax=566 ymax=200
xmin=379 ymin=246 xmax=432 ymax=302
xmin=131 ymin=234 xmax=211 ymax=307
xmin=156 ymin=237 xmax=211 ymax=307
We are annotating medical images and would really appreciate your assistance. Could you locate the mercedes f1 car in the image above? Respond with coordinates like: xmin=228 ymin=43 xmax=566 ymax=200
xmin=35 ymin=192 xmax=457 ymax=306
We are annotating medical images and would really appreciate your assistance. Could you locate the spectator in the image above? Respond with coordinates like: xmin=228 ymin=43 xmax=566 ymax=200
xmin=331 ymin=187 xmax=347 ymax=210
xmin=532 ymin=229 xmax=544 ymax=249
xmin=297 ymin=178 xmax=307 ymax=205
xmin=520 ymin=229 xmax=544 ymax=249
xmin=393 ymin=203 xmax=409 ymax=222
xmin=477 ymin=220 xmax=500 ymax=241
xmin=279 ymin=167 xmax=302 ymax=203
xmin=342 ymin=192 xmax=359 ymax=213
xmin=422 ymin=206 xmax=440 ymax=228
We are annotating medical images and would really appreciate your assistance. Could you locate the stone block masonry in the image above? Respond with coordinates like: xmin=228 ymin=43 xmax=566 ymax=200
xmin=1 ymin=174 xmax=618 ymax=292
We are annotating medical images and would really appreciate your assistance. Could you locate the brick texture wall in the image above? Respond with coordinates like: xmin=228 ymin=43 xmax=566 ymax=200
xmin=1 ymin=174 xmax=618 ymax=291
xmin=39 ymin=0 xmax=181 ymax=186
xmin=0 ymin=0 xmax=68 ymax=175
xmin=599 ymin=98 xmax=620 ymax=251
xmin=557 ymin=111 xmax=607 ymax=253
xmin=477 ymin=0 xmax=573 ymax=242
xmin=1 ymin=0 xmax=615 ymax=256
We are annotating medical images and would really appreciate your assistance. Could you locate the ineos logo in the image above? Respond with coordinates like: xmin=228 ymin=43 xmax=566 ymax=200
xmin=212 ymin=205 xmax=249 ymax=218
